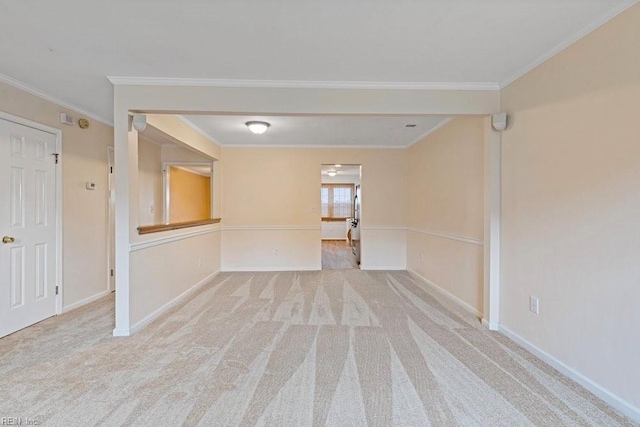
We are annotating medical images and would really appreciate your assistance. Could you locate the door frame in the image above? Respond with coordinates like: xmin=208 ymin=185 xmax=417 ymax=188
xmin=107 ymin=146 xmax=115 ymax=292
xmin=319 ymin=164 xmax=363 ymax=269
xmin=0 ymin=111 xmax=63 ymax=314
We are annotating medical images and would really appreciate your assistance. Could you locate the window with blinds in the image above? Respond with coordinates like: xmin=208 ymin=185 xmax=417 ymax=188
xmin=321 ymin=184 xmax=355 ymax=220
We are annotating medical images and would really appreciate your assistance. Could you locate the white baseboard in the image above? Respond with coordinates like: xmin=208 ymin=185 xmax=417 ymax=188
xmin=499 ymin=324 xmax=640 ymax=422
xmin=62 ymin=289 xmax=112 ymax=313
xmin=112 ymin=269 xmax=220 ymax=337
xmin=481 ymin=318 xmax=499 ymax=331
xmin=408 ymin=269 xmax=639 ymax=422
xmin=407 ymin=269 xmax=482 ymax=318
xmin=112 ymin=328 xmax=130 ymax=337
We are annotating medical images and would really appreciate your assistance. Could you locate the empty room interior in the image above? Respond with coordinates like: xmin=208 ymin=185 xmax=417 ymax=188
xmin=1 ymin=1 xmax=639 ymax=425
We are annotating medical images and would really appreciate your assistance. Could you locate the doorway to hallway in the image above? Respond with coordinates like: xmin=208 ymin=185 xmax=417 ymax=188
xmin=320 ymin=164 xmax=361 ymax=270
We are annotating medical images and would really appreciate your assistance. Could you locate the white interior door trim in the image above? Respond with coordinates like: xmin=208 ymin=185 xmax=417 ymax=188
xmin=483 ymin=117 xmax=501 ymax=331
xmin=107 ymin=146 xmax=115 ymax=292
xmin=0 ymin=111 xmax=63 ymax=314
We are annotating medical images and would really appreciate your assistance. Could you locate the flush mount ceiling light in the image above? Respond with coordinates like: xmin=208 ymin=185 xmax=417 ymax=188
xmin=334 ymin=164 xmax=342 ymax=167
xmin=246 ymin=121 xmax=270 ymax=135
xmin=327 ymin=170 xmax=338 ymax=177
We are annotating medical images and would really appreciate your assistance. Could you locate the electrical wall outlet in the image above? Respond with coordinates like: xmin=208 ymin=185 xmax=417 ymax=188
xmin=420 ymin=253 xmax=424 ymax=261
xmin=274 ymin=248 xmax=279 ymax=255
xmin=198 ymin=256 xmax=203 ymax=267
xmin=529 ymin=296 xmax=540 ymax=314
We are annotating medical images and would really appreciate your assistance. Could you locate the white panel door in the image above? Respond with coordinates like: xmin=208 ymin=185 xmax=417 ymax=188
xmin=0 ymin=119 xmax=57 ymax=337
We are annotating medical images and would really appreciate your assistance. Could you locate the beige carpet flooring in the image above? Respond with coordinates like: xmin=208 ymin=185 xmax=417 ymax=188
xmin=0 ymin=271 xmax=635 ymax=426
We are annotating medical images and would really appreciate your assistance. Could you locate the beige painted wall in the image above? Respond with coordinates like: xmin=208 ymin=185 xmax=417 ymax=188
xmin=501 ymin=3 xmax=640 ymax=410
xmin=222 ymin=147 xmax=406 ymax=226
xmin=161 ymin=144 xmax=213 ymax=163
xmin=169 ymin=167 xmax=211 ymax=222
xmin=123 ymin=119 xmax=222 ymax=332
xmin=406 ymin=117 xmax=485 ymax=314
xmin=221 ymin=147 xmax=407 ymax=270
xmin=146 ymin=114 xmax=221 ymax=160
xmin=130 ymin=230 xmax=220 ymax=326
xmin=138 ymin=137 xmax=163 ymax=226
xmin=0 ymin=81 xmax=113 ymax=309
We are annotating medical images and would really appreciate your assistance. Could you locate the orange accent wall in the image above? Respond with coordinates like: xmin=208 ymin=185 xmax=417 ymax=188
xmin=169 ymin=167 xmax=211 ymax=222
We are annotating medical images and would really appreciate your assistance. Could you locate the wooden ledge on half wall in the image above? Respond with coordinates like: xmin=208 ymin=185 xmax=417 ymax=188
xmin=137 ymin=218 xmax=221 ymax=235
xmin=321 ymin=217 xmax=352 ymax=222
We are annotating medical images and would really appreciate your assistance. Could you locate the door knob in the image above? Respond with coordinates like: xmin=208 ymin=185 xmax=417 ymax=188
xmin=2 ymin=236 xmax=15 ymax=244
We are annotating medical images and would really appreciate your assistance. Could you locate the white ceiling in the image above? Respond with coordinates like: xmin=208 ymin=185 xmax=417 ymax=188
xmin=0 ymin=0 xmax=634 ymax=126
xmin=322 ymin=165 xmax=361 ymax=176
xmin=172 ymin=165 xmax=211 ymax=177
xmin=182 ymin=115 xmax=449 ymax=147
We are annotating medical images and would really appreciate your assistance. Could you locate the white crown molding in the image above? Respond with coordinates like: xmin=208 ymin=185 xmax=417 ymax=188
xmin=107 ymin=76 xmax=500 ymax=91
xmin=499 ymin=0 xmax=640 ymax=89
xmin=220 ymin=143 xmax=407 ymax=149
xmin=0 ymin=72 xmax=113 ymax=126
xmin=405 ymin=117 xmax=455 ymax=148
xmin=175 ymin=115 xmax=221 ymax=147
